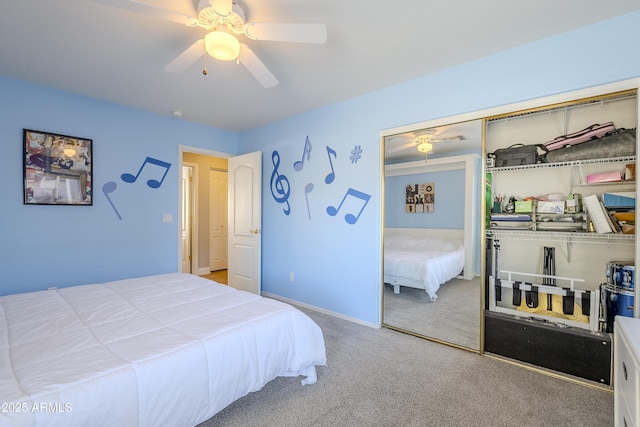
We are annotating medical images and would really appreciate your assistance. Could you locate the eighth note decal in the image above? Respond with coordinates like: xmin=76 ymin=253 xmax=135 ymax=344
xmin=327 ymin=188 xmax=371 ymax=225
xmin=103 ymin=156 xmax=172 ymax=220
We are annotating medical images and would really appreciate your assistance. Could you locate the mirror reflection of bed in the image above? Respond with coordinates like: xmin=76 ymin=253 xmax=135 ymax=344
xmin=382 ymin=120 xmax=482 ymax=351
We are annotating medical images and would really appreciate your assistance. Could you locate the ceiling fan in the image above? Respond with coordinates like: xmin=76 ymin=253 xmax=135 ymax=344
xmin=96 ymin=0 xmax=328 ymax=88
xmin=386 ymin=130 xmax=466 ymax=159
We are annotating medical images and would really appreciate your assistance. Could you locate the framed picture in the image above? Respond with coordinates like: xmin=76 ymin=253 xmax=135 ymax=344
xmin=23 ymin=129 xmax=93 ymax=205
xmin=405 ymin=182 xmax=435 ymax=213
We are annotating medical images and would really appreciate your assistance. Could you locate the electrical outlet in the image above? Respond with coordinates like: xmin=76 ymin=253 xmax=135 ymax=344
xmin=289 ymin=272 xmax=294 ymax=282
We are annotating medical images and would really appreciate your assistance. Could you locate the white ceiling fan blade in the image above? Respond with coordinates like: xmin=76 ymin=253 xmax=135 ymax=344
xmin=244 ymin=23 xmax=327 ymax=44
xmin=239 ymin=44 xmax=278 ymax=88
xmin=433 ymin=135 xmax=465 ymax=142
xmin=95 ymin=0 xmax=198 ymax=25
xmin=387 ymin=141 xmax=416 ymax=153
xmin=164 ymin=39 xmax=204 ymax=73
xmin=209 ymin=0 xmax=232 ymax=17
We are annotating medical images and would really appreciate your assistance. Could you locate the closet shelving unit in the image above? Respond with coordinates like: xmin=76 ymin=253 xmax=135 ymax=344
xmin=487 ymin=156 xmax=636 ymax=248
xmin=484 ymin=88 xmax=638 ymax=385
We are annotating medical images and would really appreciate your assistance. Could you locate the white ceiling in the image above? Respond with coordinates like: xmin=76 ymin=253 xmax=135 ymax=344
xmin=2 ymin=1 xmax=640 ymax=132
xmin=385 ymin=120 xmax=483 ymax=163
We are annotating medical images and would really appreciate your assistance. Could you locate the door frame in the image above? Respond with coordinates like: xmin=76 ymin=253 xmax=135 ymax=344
xmin=182 ymin=162 xmax=197 ymax=273
xmin=177 ymin=145 xmax=232 ymax=274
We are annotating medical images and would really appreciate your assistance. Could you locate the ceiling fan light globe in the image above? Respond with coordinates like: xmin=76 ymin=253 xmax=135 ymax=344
xmin=205 ymin=31 xmax=240 ymax=61
xmin=417 ymin=142 xmax=432 ymax=153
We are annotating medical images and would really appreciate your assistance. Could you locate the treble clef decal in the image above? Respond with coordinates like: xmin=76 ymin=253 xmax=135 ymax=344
xmin=270 ymin=150 xmax=291 ymax=215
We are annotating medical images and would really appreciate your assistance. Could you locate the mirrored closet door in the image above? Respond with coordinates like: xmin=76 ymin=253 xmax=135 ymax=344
xmin=382 ymin=119 xmax=483 ymax=351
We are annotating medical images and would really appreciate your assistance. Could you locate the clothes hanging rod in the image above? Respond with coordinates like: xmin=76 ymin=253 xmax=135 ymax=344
xmin=487 ymin=91 xmax=637 ymax=123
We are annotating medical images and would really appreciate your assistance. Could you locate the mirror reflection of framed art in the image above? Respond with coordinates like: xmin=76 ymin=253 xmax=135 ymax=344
xmin=405 ymin=182 xmax=434 ymax=213
xmin=23 ymin=129 xmax=93 ymax=205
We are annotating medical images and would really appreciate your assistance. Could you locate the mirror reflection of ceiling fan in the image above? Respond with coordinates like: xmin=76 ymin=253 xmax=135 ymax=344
xmin=96 ymin=0 xmax=328 ymax=88
xmin=386 ymin=130 xmax=466 ymax=159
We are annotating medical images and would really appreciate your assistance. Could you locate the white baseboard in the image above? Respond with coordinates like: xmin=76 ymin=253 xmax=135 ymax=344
xmin=261 ymin=291 xmax=380 ymax=329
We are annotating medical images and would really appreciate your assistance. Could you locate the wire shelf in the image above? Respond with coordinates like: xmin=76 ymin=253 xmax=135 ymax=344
xmin=487 ymin=156 xmax=636 ymax=173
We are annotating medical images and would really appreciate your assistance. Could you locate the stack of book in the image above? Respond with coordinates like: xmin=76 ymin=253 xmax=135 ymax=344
xmin=490 ymin=213 xmax=533 ymax=230
xmin=604 ymin=192 xmax=635 ymax=234
xmin=584 ymin=192 xmax=635 ymax=234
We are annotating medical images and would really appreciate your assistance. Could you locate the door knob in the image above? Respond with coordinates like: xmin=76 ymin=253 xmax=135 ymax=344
xmin=250 ymin=229 xmax=261 ymax=234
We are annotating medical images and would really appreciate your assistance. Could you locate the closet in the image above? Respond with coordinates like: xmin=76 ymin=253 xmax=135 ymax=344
xmin=484 ymin=88 xmax=638 ymax=384
xmin=379 ymin=79 xmax=640 ymax=388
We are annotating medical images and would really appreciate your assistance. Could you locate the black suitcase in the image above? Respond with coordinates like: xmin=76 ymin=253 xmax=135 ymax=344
xmin=484 ymin=311 xmax=612 ymax=384
xmin=489 ymin=144 xmax=546 ymax=167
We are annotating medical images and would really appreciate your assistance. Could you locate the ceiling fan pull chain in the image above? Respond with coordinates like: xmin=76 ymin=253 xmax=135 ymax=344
xmin=203 ymin=43 xmax=208 ymax=75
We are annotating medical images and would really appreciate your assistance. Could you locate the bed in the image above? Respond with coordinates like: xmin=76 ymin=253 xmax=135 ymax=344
xmin=384 ymin=229 xmax=466 ymax=300
xmin=0 ymin=273 xmax=326 ymax=427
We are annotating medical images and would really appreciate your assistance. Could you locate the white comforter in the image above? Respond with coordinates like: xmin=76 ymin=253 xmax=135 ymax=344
xmin=0 ymin=273 xmax=326 ymax=427
xmin=384 ymin=235 xmax=465 ymax=299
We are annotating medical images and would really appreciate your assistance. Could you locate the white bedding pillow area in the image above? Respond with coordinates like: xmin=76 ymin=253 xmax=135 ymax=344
xmin=385 ymin=234 xmax=464 ymax=252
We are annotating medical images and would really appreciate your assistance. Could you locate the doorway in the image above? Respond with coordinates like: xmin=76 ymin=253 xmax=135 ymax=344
xmin=179 ymin=146 xmax=230 ymax=279
xmin=181 ymin=164 xmax=194 ymax=273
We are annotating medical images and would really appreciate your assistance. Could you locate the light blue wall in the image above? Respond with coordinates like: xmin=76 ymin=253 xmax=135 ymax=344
xmin=0 ymin=77 xmax=237 ymax=295
xmin=239 ymin=11 xmax=640 ymax=325
xmin=385 ymin=171 xmax=465 ymax=229
xmin=2 ymin=11 xmax=640 ymax=326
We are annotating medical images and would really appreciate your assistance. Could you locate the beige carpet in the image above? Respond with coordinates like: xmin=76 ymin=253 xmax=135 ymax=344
xmin=198 ymin=305 xmax=612 ymax=427
xmin=383 ymin=277 xmax=481 ymax=349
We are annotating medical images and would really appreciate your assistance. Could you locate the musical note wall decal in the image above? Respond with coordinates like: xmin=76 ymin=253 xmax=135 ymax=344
xmin=324 ymin=146 xmax=337 ymax=184
xmin=121 ymin=156 xmax=171 ymax=189
xmin=102 ymin=181 xmax=122 ymax=220
xmin=349 ymin=145 xmax=363 ymax=163
xmin=270 ymin=151 xmax=291 ymax=215
xmin=293 ymin=136 xmax=312 ymax=171
xmin=327 ymin=188 xmax=371 ymax=225
xmin=304 ymin=182 xmax=314 ymax=219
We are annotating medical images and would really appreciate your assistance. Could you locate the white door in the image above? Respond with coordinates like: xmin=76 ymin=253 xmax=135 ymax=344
xmin=209 ymin=169 xmax=228 ymax=271
xmin=181 ymin=165 xmax=193 ymax=273
xmin=228 ymin=151 xmax=262 ymax=294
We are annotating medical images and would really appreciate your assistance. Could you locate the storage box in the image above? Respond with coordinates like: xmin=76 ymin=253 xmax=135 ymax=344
xmin=586 ymin=171 xmax=623 ymax=184
xmin=603 ymin=192 xmax=635 ymax=209
xmin=625 ymin=164 xmax=635 ymax=181
xmin=514 ymin=200 xmax=533 ymax=213
xmin=565 ymin=194 xmax=582 ymax=213
xmin=537 ymin=200 xmax=565 ymax=213
xmin=613 ymin=212 xmax=636 ymax=222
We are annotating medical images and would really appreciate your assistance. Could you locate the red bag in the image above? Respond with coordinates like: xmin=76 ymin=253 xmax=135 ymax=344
xmin=543 ymin=122 xmax=616 ymax=151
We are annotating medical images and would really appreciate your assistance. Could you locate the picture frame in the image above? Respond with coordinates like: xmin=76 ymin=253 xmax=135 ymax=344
xmin=405 ymin=182 xmax=435 ymax=213
xmin=23 ymin=129 xmax=93 ymax=205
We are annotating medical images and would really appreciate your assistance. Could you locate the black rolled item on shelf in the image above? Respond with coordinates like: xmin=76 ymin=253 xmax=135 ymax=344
xmin=545 ymin=128 xmax=636 ymax=163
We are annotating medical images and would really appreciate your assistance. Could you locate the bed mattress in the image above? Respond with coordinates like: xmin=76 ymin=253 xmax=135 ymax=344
xmin=0 ymin=273 xmax=326 ymax=426
xmin=384 ymin=236 xmax=465 ymax=299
